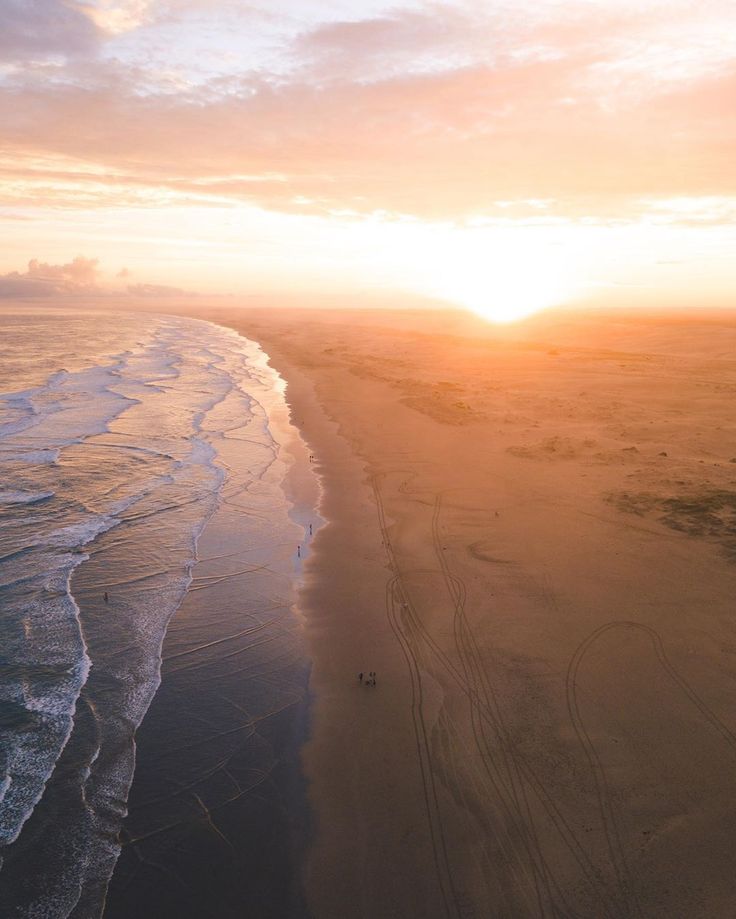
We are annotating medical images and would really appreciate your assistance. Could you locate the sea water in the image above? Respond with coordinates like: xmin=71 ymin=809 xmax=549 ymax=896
xmin=0 ymin=308 xmax=315 ymax=917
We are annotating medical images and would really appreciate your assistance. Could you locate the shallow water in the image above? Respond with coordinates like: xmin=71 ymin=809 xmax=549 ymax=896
xmin=0 ymin=308 xmax=317 ymax=917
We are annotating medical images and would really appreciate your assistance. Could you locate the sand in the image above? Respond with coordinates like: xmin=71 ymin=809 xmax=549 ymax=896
xmin=194 ymin=305 xmax=736 ymax=919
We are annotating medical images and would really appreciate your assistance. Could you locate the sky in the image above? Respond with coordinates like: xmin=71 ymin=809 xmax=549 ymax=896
xmin=0 ymin=0 xmax=735 ymax=320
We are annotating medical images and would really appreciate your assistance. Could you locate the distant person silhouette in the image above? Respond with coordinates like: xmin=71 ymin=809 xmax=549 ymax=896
xmin=103 ymin=591 xmax=109 ymax=603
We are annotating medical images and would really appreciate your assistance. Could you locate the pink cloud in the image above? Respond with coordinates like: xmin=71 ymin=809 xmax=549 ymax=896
xmin=0 ymin=2 xmax=734 ymax=221
xmin=26 ymin=255 xmax=99 ymax=284
xmin=0 ymin=256 xmax=197 ymax=298
xmin=0 ymin=255 xmax=100 ymax=297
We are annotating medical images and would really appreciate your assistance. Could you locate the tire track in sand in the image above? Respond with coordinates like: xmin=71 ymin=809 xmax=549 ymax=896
xmin=372 ymin=475 xmax=631 ymax=918
xmin=566 ymin=620 xmax=736 ymax=917
xmin=429 ymin=493 xmax=625 ymax=919
xmin=373 ymin=477 xmax=606 ymax=917
xmin=373 ymin=473 xmax=462 ymax=919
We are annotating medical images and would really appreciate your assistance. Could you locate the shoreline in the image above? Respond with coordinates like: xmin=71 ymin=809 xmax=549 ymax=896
xmin=101 ymin=318 xmax=318 ymax=918
xmin=211 ymin=318 xmax=454 ymax=917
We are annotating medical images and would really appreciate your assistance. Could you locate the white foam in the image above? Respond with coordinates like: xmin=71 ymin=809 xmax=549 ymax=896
xmin=0 ymin=564 xmax=92 ymax=846
xmin=0 ymin=311 xmax=307 ymax=910
xmin=1 ymin=448 xmax=59 ymax=465
xmin=0 ymin=490 xmax=54 ymax=505
xmin=46 ymin=517 xmax=118 ymax=551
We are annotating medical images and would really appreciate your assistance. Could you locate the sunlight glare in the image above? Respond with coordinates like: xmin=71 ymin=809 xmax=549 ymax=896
xmin=425 ymin=231 xmax=576 ymax=323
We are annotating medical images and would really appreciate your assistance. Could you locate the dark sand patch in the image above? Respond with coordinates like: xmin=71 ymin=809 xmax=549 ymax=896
xmin=607 ymin=488 xmax=736 ymax=559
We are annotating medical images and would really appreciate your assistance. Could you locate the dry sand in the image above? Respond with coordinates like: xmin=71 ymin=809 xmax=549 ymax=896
xmin=196 ymin=306 xmax=736 ymax=919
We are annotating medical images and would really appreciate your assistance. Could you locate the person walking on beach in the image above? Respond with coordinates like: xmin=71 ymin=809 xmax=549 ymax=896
xmin=297 ymin=545 xmax=301 ymax=558
xmin=358 ymin=672 xmax=363 ymax=684
xmin=309 ymin=523 xmax=313 ymax=536
xmin=103 ymin=591 xmax=109 ymax=603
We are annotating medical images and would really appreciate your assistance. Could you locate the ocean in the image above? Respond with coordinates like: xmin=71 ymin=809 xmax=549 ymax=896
xmin=0 ymin=308 xmax=317 ymax=917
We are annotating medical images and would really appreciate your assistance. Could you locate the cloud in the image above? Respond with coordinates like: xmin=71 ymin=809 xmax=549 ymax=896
xmin=126 ymin=282 xmax=189 ymax=296
xmin=27 ymin=255 xmax=99 ymax=283
xmin=74 ymin=1 xmax=156 ymax=35
xmin=0 ymin=2 xmax=735 ymax=221
xmin=0 ymin=275 xmax=59 ymax=297
xmin=3 ymin=55 xmax=735 ymax=220
xmin=0 ymin=255 xmax=100 ymax=297
xmin=0 ymin=256 xmax=198 ymax=298
xmin=292 ymin=8 xmax=488 ymax=83
xmin=0 ymin=0 xmax=101 ymax=60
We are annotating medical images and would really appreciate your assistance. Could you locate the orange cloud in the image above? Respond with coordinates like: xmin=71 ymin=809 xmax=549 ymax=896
xmin=0 ymin=1 xmax=734 ymax=225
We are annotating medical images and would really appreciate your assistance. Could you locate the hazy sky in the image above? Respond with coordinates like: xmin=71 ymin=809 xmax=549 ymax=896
xmin=1 ymin=0 xmax=735 ymax=318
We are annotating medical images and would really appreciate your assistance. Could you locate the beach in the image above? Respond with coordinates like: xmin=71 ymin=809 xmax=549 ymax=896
xmin=4 ymin=0 xmax=735 ymax=913
xmin=2 ymin=303 xmax=736 ymax=917
xmin=196 ymin=306 xmax=736 ymax=919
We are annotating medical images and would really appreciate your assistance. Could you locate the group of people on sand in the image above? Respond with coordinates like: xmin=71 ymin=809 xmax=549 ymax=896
xmin=358 ymin=671 xmax=377 ymax=687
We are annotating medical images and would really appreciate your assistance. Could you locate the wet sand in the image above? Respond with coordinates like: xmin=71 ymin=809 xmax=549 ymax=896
xmin=193 ymin=306 xmax=736 ymax=919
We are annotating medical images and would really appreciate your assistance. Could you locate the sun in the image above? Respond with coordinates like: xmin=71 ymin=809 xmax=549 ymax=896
xmin=417 ymin=228 xmax=576 ymax=323
xmin=438 ymin=268 xmax=569 ymax=323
